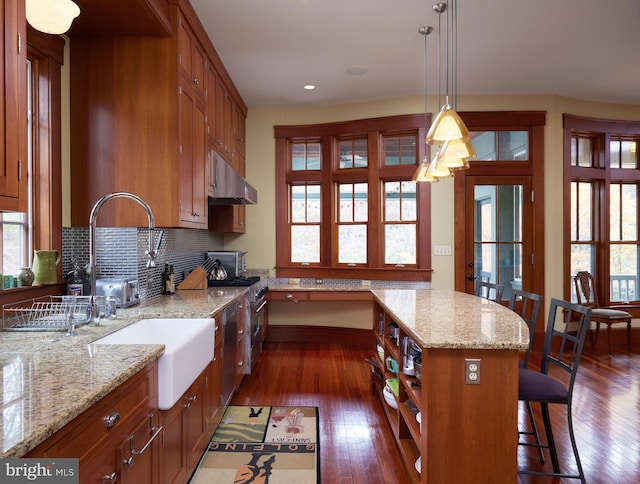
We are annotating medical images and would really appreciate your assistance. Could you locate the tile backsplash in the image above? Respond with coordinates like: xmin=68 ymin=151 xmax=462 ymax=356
xmin=62 ymin=227 xmax=224 ymax=300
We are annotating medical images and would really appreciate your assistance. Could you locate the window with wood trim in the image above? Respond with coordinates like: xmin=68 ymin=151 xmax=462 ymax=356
xmin=275 ymin=114 xmax=431 ymax=281
xmin=565 ymin=114 xmax=640 ymax=304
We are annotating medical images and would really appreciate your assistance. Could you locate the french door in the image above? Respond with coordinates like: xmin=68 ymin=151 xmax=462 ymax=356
xmin=462 ymin=175 xmax=534 ymax=303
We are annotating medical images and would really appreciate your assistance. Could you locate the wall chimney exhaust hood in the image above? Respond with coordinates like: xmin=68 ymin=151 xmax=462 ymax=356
xmin=209 ymin=152 xmax=258 ymax=205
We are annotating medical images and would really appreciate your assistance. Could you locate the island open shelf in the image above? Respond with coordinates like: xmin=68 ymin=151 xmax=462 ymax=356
xmin=372 ymin=289 xmax=528 ymax=483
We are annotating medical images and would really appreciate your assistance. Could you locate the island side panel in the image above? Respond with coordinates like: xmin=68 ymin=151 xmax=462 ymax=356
xmin=422 ymin=347 xmax=519 ymax=483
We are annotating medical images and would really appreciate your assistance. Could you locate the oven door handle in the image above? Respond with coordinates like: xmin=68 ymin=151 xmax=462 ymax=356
xmin=254 ymin=300 xmax=267 ymax=314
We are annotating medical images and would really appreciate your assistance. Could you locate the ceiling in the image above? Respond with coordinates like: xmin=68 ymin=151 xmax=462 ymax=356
xmin=190 ymin=0 xmax=640 ymax=109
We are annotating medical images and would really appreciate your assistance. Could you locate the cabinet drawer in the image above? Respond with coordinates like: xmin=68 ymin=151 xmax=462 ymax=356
xmin=267 ymin=291 xmax=309 ymax=302
xmin=28 ymin=362 xmax=158 ymax=461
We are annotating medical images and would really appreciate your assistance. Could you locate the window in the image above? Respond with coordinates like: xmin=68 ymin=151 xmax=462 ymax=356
xmin=0 ymin=32 xmax=64 ymax=298
xmin=0 ymin=61 xmax=33 ymax=277
xmin=275 ymin=114 xmax=431 ymax=281
xmin=565 ymin=115 xmax=640 ymax=304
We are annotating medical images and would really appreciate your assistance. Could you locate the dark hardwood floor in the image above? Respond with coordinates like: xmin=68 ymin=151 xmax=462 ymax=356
xmin=231 ymin=341 xmax=640 ymax=483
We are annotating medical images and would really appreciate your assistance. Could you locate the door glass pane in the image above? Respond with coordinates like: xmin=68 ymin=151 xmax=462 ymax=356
xmin=474 ymin=184 xmax=523 ymax=301
xmin=470 ymin=131 xmax=528 ymax=161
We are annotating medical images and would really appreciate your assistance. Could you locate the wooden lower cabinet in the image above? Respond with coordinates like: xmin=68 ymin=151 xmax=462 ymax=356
xmin=159 ymin=366 xmax=210 ymax=484
xmin=205 ymin=329 xmax=223 ymax=432
xmin=26 ymin=361 xmax=160 ymax=484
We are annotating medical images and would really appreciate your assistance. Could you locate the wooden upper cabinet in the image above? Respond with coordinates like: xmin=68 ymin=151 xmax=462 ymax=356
xmin=69 ymin=0 xmax=172 ymax=36
xmin=69 ymin=1 xmax=247 ymax=229
xmin=0 ymin=0 xmax=27 ymax=212
xmin=178 ymin=16 xmax=205 ymax=99
xmin=178 ymin=78 xmax=207 ymax=227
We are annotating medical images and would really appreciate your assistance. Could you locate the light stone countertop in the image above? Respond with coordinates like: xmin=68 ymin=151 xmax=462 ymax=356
xmin=0 ymin=284 xmax=527 ymax=458
xmin=0 ymin=287 xmax=249 ymax=458
xmin=372 ymin=289 xmax=529 ymax=350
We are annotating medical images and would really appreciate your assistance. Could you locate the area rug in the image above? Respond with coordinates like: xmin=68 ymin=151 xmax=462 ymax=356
xmin=190 ymin=406 xmax=319 ymax=484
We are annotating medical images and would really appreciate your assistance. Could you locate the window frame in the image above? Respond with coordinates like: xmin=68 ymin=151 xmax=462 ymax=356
xmin=564 ymin=114 xmax=640 ymax=305
xmin=274 ymin=114 xmax=432 ymax=281
xmin=0 ymin=28 xmax=64 ymax=304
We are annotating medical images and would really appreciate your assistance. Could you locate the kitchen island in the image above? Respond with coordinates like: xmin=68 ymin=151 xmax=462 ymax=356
xmin=0 ymin=287 xmax=248 ymax=458
xmin=372 ymin=289 xmax=528 ymax=483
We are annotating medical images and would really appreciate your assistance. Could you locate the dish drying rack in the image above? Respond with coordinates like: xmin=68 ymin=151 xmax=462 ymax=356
xmin=2 ymin=295 xmax=92 ymax=332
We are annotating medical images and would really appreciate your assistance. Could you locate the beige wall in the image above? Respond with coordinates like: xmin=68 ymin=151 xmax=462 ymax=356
xmin=59 ymin=45 xmax=640 ymax=307
xmin=227 ymin=95 xmax=640 ymax=306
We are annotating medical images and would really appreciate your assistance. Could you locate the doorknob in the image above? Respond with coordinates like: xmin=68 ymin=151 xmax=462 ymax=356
xmin=467 ymin=274 xmax=476 ymax=281
xmin=467 ymin=261 xmax=473 ymax=268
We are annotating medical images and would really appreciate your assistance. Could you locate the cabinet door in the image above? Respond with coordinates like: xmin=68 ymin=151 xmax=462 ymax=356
xmin=177 ymin=15 xmax=205 ymax=98
xmin=160 ymin=404 xmax=187 ymax=484
xmin=178 ymin=81 xmax=207 ymax=227
xmin=119 ymin=411 xmax=161 ymax=484
xmin=207 ymin=343 xmax=223 ymax=429
xmin=185 ymin=370 xmax=208 ymax=472
xmin=0 ymin=0 xmax=27 ymax=211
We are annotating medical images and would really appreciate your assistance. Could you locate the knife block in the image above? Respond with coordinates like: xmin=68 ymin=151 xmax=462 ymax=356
xmin=177 ymin=267 xmax=208 ymax=290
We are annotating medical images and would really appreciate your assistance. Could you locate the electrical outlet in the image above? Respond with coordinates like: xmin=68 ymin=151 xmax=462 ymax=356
xmin=465 ymin=358 xmax=481 ymax=385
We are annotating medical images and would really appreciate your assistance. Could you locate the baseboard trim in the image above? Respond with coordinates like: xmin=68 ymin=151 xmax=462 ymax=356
xmin=265 ymin=325 xmax=374 ymax=348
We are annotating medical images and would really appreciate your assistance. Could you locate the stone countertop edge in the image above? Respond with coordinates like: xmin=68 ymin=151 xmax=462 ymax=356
xmin=371 ymin=289 xmax=529 ymax=351
xmin=0 ymin=287 xmax=249 ymax=458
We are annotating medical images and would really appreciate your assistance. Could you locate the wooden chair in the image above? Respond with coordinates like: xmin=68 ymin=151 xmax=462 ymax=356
xmin=573 ymin=271 xmax=632 ymax=356
xmin=474 ymin=279 xmax=504 ymax=302
xmin=518 ymin=298 xmax=592 ymax=482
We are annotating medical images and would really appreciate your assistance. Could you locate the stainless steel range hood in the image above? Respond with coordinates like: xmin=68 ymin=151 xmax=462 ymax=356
xmin=209 ymin=152 xmax=257 ymax=205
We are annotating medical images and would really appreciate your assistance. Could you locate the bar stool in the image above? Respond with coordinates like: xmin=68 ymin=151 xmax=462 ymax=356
xmin=474 ymin=279 xmax=504 ymax=301
xmin=517 ymin=298 xmax=591 ymax=483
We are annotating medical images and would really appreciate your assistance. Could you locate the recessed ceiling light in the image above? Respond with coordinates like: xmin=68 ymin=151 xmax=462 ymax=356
xmin=303 ymin=84 xmax=316 ymax=90
xmin=346 ymin=67 xmax=368 ymax=76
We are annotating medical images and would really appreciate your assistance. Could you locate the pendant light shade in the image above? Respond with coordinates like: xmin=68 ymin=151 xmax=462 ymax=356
xmin=412 ymin=157 xmax=440 ymax=183
xmin=428 ymin=152 xmax=452 ymax=178
xmin=26 ymin=0 xmax=80 ymax=35
xmin=426 ymin=103 xmax=470 ymax=143
xmin=437 ymin=138 xmax=476 ymax=170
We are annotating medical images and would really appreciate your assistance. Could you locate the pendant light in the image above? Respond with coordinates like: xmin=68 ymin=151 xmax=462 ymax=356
xmin=426 ymin=1 xmax=472 ymax=149
xmin=412 ymin=25 xmax=437 ymax=182
xmin=26 ymin=0 xmax=80 ymax=35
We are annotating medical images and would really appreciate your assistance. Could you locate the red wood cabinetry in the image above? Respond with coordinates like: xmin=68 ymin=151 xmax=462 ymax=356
xmin=26 ymin=362 xmax=160 ymax=483
xmin=69 ymin=1 xmax=246 ymax=229
xmin=0 ymin=0 xmax=27 ymax=212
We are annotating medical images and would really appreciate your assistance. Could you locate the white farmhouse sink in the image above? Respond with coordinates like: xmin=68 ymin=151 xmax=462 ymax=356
xmin=94 ymin=318 xmax=215 ymax=410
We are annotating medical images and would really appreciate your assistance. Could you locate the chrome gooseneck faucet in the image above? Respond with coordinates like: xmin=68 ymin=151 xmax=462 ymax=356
xmin=88 ymin=192 xmax=157 ymax=314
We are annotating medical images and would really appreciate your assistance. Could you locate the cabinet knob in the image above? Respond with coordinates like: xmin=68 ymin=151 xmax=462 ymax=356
xmin=285 ymin=294 xmax=293 ymax=300
xmin=238 ymin=360 xmax=244 ymax=367
xmin=238 ymin=329 xmax=244 ymax=334
xmin=193 ymin=77 xmax=200 ymax=85
xmin=102 ymin=472 xmax=117 ymax=483
xmin=123 ymin=456 xmax=134 ymax=468
xmin=103 ymin=411 xmax=120 ymax=429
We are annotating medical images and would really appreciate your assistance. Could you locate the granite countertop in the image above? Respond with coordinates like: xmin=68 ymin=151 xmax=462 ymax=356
xmin=372 ymin=289 xmax=529 ymax=350
xmin=0 ymin=287 xmax=249 ymax=458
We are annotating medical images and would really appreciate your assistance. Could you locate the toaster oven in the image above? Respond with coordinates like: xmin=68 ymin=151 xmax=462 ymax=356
xmin=95 ymin=278 xmax=140 ymax=308
xmin=206 ymin=251 xmax=247 ymax=277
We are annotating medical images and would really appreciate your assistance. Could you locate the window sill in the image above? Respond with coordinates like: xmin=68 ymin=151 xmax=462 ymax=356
xmin=274 ymin=266 xmax=432 ymax=282
xmin=0 ymin=283 xmax=66 ymax=307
